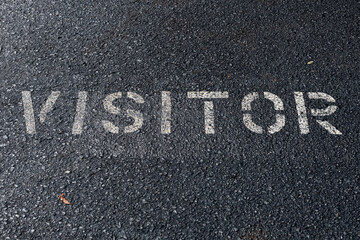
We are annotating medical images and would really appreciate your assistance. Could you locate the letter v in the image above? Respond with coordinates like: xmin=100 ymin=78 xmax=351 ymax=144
xmin=21 ymin=91 xmax=60 ymax=134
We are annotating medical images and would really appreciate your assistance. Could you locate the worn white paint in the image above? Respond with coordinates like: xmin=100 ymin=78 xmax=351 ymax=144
xmin=102 ymin=92 xmax=144 ymax=133
xmin=20 ymin=90 xmax=343 ymax=136
xmin=243 ymin=113 xmax=263 ymax=134
xmin=308 ymin=92 xmax=342 ymax=135
xmin=316 ymin=120 xmax=342 ymax=135
xmin=39 ymin=91 xmax=60 ymax=123
xmin=127 ymin=92 xmax=144 ymax=104
xmin=268 ymin=114 xmax=286 ymax=134
xmin=161 ymin=91 xmax=171 ymax=134
xmin=294 ymin=91 xmax=342 ymax=135
xmin=187 ymin=91 xmax=228 ymax=99
xmin=187 ymin=91 xmax=228 ymax=134
xmin=310 ymin=106 xmax=338 ymax=117
xmin=21 ymin=91 xmax=36 ymax=134
xmin=101 ymin=120 xmax=119 ymax=134
xmin=103 ymin=92 xmax=122 ymax=115
xmin=102 ymin=92 xmax=122 ymax=133
xmin=264 ymin=92 xmax=284 ymax=111
xmin=294 ymin=92 xmax=310 ymax=134
xmin=204 ymin=101 xmax=215 ymax=134
xmin=242 ymin=92 xmax=285 ymax=134
xmin=22 ymin=91 xmax=61 ymax=134
xmin=72 ymin=91 xmax=88 ymax=135
xmin=264 ymin=92 xmax=285 ymax=134
xmin=125 ymin=92 xmax=144 ymax=133
xmin=308 ymin=92 xmax=337 ymax=116
xmin=307 ymin=92 xmax=336 ymax=102
xmin=124 ymin=109 xmax=143 ymax=133
xmin=241 ymin=92 xmax=258 ymax=111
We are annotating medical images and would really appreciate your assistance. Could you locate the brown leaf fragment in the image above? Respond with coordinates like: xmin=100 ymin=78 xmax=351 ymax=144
xmin=59 ymin=193 xmax=70 ymax=205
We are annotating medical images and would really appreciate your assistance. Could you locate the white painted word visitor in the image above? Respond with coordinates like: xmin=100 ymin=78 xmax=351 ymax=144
xmin=21 ymin=91 xmax=342 ymax=135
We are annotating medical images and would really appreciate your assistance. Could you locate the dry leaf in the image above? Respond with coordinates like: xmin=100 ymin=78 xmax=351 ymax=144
xmin=307 ymin=60 xmax=314 ymax=64
xmin=59 ymin=193 xmax=70 ymax=205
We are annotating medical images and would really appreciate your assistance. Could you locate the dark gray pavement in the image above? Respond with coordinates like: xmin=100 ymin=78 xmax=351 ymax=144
xmin=0 ymin=0 xmax=359 ymax=239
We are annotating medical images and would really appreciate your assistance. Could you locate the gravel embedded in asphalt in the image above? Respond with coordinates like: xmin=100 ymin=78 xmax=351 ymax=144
xmin=0 ymin=0 xmax=359 ymax=239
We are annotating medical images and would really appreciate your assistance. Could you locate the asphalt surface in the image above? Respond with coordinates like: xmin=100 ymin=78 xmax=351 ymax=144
xmin=0 ymin=0 xmax=359 ymax=239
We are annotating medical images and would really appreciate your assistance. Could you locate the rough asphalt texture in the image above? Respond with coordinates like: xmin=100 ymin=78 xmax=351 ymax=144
xmin=0 ymin=0 xmax=359 ymax=239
